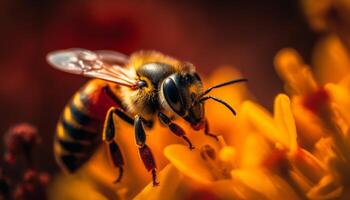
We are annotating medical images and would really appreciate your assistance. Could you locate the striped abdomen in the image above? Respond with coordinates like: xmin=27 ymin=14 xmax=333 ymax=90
xmin=54 ymin=80 xmax=122 ymax=172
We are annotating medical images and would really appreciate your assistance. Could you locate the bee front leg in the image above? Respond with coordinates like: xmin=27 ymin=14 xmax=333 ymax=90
xmin=103 ymin=107 xmax=134 ymax=183
xmin=204 ymin=119 xmax=219 ymax=141
xmin=134 ymin=115 xmax=159 ymax=186
xmin=158 ymin=112 xmax=195 ymax=150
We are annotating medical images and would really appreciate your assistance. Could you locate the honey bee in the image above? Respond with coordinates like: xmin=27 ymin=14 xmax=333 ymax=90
xmin=47 ymin=49 xmax=247 ymax=186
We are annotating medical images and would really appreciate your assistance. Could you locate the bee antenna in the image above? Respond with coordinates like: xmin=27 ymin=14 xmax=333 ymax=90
xmin=200 ymin=96 xmax=236 ymax=116
xmin=201 ymin=78 xmax=248 ymax=97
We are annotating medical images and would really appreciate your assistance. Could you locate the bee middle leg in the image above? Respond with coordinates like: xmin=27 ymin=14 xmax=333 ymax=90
xmin=134 ymin=115 xmax=159 ymax=186
xmin=158 ymin=112 xmax=195 ymax=150
xmin=102 ymin=107 xmax=134 ymax=183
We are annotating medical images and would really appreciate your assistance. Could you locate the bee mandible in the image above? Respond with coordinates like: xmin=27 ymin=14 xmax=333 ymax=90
xmin=47 ymin=49 xmax=247 ymax=186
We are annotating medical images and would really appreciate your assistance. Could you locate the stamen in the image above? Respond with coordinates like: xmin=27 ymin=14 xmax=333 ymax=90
xmin=200 ymin=145 xmax=216 ymax=161
xmin=199 ymin=145 xmax=232 ymax=180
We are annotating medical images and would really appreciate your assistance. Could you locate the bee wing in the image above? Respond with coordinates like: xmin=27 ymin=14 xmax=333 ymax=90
xmin=94 ymin=50 xmax=129 ymax=65
xmin=47 ymin=48 xmax=137 ymax=88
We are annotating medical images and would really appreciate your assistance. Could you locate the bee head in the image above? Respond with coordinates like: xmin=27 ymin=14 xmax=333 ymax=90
xmin=160 ymin=72 xmax=205 ymax=129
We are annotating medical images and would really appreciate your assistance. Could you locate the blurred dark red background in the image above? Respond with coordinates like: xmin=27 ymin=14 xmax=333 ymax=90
xmin=0 ymin=0 xmax=316 ymax=173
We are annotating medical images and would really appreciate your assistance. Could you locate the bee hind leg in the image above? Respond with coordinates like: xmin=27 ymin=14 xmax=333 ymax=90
xmin=103 ymin=107 xmax=134 ymax=183
xmin=135 ymin=115 xmax=159 ymax=186
xmin=158 ymin=112 xmax=195 ymax=150
xmin=108 ymin=141 xmax=124 ymax=183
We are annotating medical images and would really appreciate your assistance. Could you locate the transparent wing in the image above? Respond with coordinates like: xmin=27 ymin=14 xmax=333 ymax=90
xmin=47 ymin=48 xmax=137 ymax=88
xmin=94 ymin=50 xmax=129 ymax=65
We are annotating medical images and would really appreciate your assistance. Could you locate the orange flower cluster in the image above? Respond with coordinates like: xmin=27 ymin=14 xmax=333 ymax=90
xmin=48 ymin=2 xmax=350 ymax=200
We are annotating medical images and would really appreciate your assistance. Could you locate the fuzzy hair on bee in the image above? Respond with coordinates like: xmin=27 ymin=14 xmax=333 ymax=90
xmin=120 ymin=51 xmax=198 ymax=120
xmin=47 ymin=48 xmax=247 ymax=186
xmin=121 ymin=51 xmax=176 ymax=117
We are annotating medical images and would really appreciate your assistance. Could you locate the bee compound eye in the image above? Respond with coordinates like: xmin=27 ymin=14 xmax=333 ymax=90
xmin=163 ymin=78 xmax=184 ymax=115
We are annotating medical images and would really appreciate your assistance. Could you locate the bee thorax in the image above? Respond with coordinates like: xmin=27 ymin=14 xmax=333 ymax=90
xmin=120 ymin=87 xmax=159 ymax=119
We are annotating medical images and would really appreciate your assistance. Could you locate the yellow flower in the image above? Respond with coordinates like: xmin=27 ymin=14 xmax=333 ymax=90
xmin=240 ymin=93 xmax=336 ymax=198
xmin=48 ymin=47 xmax=350 ymax=200
xmin=274 ymin=46 xmax=350 ymax=199
xmin=274 ymin=48 xmax=327 ymax=146
xmin=137 ymin=140 xmax=298 ymax=200
xmin=133 ymin=68 xmax=260 ymax=200
xmin=48 ymin=67 xmax=251 ymax=200
xmin=136 ymin=94 xmax=303 ymax=199
xmin=48 ymin=5 xmax=350 ymax=198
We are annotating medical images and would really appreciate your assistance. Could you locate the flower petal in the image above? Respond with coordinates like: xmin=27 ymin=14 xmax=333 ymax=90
xmin=134 ymin=164 xmax=183 ymax=200
xmin=164 ymin=144 xmax=214 ymax=184
xmin=241 ymin=101 xmax=288 ymax=147
xmin=210 ymin=179 xmax=268 ymax=200
xmin=274 ymin=94 xmax=298 ymax=155
xmin=300 ymin=0 xmax=331 ymax=31
xmin=325 ymin=83 xmax=350 ymax=125
xmin=48 ymin=173 xmax=116 ymax=200
xmin=231 ymin=169 xmax=299 ymax=200
xmin=307 ymin=175 xmax=343 ymax=199
xmin=240 ymin=134 xmax=270 ymax=169
xmin=291 ymin=148 xmax=326 ymax=185
xmin=274 ymin=48 xmax=318 ymax=96
xmin=291 ymin=97 xmax=325 ymax=149
xmin=312 ymin=35 xmax=350 ymax=84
